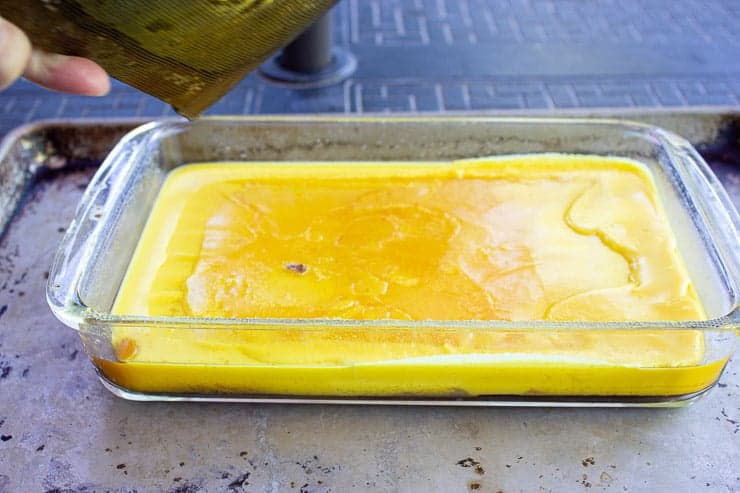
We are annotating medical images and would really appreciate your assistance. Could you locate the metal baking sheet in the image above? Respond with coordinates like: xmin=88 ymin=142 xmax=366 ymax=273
xmin=0 ymin=112 xmax=738 ymax=492
xmin=0 ymin=111 xmax=738 ymax=405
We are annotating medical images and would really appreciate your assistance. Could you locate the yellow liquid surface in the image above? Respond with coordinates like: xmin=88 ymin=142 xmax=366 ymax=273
xmin=107 ymin=155 xmax=724 ymax=397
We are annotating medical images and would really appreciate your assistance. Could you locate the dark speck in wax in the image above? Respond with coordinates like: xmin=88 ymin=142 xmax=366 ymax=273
xmin=285 ymin=263 xmax=308 ymax=274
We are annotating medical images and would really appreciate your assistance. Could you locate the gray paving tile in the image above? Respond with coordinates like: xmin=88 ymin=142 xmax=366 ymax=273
xmin=0 ymin=0 xmax=738 ymax=139
xmin=255 ymin=83 xmax=348 ymax=114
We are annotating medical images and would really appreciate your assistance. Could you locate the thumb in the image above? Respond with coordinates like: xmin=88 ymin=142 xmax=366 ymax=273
xmin=24 ymin=49 xmax=111 ymax=96
xmin=0 ymin=16 xmax=32 ymax=90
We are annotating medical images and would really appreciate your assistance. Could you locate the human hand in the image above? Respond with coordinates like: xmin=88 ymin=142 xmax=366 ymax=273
xmin=0 ymin=15 xmax=110 ymax=95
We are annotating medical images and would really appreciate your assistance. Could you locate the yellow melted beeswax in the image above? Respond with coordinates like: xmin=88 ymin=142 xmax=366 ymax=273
xmin=106 ymin=155 xmax=725 ymax=397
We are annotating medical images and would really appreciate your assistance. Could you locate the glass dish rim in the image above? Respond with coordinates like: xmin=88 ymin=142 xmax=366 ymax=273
xmin=47 ymin=115 xmax=740 ymax=333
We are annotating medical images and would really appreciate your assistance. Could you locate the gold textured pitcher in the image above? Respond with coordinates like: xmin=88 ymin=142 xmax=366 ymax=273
xmin=1 ymin=0 xmax=337 ymax=117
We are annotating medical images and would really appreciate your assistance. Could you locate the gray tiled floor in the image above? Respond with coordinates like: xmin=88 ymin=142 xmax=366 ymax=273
xmin=0 ymin=0 xmax=738 ymax=137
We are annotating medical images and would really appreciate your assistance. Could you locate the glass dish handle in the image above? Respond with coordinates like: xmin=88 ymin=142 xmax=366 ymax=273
xmin=674 ymin=139 xmax=740 ymax=328
xmin=46 ymin=134 xmax=142 ymax=328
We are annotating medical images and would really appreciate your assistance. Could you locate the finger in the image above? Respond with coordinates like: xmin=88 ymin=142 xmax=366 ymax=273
xmin=24 ymin=49 xmax=110 ymax=96
xmin=0 ymin=16 xmax=32 ymax=90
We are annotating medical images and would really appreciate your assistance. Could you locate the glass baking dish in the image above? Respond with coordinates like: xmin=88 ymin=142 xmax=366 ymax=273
xmin=47 ymin=116 xmax=739 ymax=406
